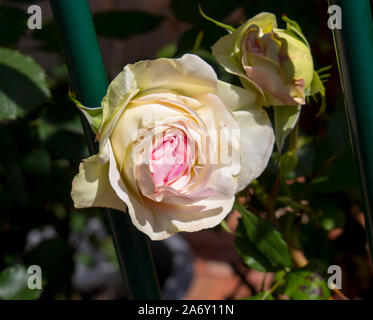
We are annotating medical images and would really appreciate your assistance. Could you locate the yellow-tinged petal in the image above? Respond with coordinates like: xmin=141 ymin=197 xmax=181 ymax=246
xmin=130 ymin=54 xmax=217 ymax=96
xmin=101 ymin=66 xmax=137 ymax=129
xmin=275 ymin=29 xmax=314 ymax=89
xmin=234 ymin=12 xmax=278 ymax=53
xmin=71 ymin=143 xmax=124 ymax=211
xmin=216 ymin=80 xmax=260 ymax=111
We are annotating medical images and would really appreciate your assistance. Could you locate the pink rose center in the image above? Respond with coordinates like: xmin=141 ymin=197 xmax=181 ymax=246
xmin=149 ymin=131 xmax=191 ymax=187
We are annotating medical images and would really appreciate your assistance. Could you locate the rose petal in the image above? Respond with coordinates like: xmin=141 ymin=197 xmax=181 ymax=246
xmin=71 ymin=143 xmax=124 ymax=211
xmin=149 ymin=196 xmax=235 ymax=233
xmin=216 ymin=80 xmax=259 ymax=111
xmin=130 ymin=54 xmax=217 ymax=96
xmin=243 ymin=64 xmax=305 ymax=105
xmin=233 ymin=109 xmax=275 ymax=192
xmin=107 ymin=140 xmax=178 ymax=240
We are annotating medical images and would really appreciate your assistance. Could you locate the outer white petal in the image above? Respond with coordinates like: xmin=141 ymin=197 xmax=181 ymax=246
xmin=99 ymin=88 xmax=140 ymax=149
xmin=234 ymin=109 xmax=275 ymax=192
xmin=216 ymin=80 xmax=274 ymax=191
xmin=130 ymin=54 xmax=217 ymax=96
xmin=71 ymin=143 xmax=125 ymax=211
xmin=217 ymin=80 xmax=260 ymax=111
xmin=101 ymin=66 xmax=137 ymax=127
xmin=152 ymin=197 xmax=235 ymax=233
xmin=99 ymin=67 xmax=139 ymax=149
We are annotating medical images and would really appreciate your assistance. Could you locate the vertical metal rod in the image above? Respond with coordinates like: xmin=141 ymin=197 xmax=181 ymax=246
xmin=329 ymin=0 xmax=373 ymax=258
xmin=49 ymin=0 xmax=161 ymax=299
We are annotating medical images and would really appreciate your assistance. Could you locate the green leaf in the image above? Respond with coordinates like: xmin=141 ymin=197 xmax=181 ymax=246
xmin=69 ymin=91 xmax=102 ymax=133
xmin=0 ymin=48 xmax=50 ymax=121
xmin=234 ymin=202 xmax=292 ymax=269
xmin=0 ymin=265 xmax=42 ymax=300
xmin=235 ymin=221 xmax=280 ymax=272
xmin=282 ymin=15 xmax=309 ymax=48
xmin=284 ymin=270 xmax=330 ymax=300
xmin=93 ymin=11 xmax=163 ymax=39
xmin=198 ymin=4 xmax=235 ymax=33
xmin=274 ymin=105 xmax=301 ymax=153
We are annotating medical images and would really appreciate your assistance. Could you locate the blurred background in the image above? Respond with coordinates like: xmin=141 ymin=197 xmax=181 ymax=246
xmin=1 ymin=0 xmax=373 ymax=300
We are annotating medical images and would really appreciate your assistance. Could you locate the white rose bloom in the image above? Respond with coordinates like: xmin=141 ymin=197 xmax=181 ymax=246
xmin=71 ymin=54 xmax=274 ymax=240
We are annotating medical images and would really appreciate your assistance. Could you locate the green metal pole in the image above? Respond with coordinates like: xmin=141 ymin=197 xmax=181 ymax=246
xmin=49 ymin=0 xmax=161 ymax=299
xmin=328 ymin=0 xmax=373 ymax=258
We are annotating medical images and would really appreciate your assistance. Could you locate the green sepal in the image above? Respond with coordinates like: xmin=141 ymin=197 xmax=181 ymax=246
xmin=69 ymin=90 xmax=103 ymax=134
xmin=281 ymin=15 xmax=310 ymax=49
xmin=198 ymin=4 xmax=235 ymax=33
xmin=309 ymin=70 xmax=328 ymax=117
xmin=274 ymin=105 xmax=301 ymax=153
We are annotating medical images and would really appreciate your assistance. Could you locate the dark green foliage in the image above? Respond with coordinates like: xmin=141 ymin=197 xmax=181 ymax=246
xmin=235 ymin=203 xmax=292 ymax=272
